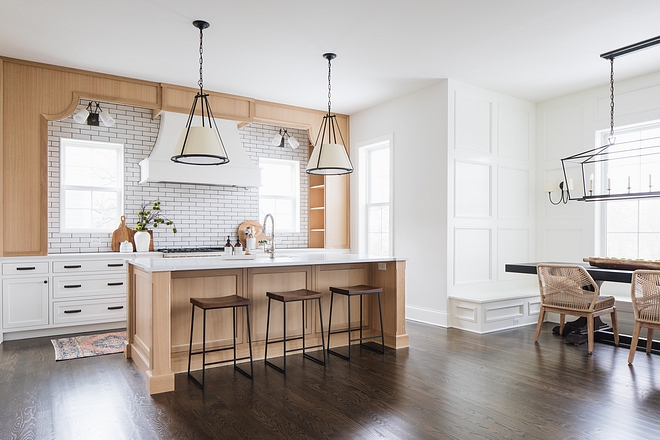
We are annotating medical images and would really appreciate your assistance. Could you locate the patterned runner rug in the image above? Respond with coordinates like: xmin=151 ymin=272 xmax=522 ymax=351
xmin=51 ymin=331 xmax=127 ymax=361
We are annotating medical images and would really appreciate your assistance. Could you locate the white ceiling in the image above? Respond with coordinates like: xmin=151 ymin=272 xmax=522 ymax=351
xmin=2 ymin=0 xmax=660 ymax=115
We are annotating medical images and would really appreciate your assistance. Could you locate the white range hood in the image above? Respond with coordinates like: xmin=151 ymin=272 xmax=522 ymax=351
xmin=139 ymin=112 xmax=261 ymax=188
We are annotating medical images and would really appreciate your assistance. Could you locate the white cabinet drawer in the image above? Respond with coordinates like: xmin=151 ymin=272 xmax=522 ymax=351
xmin=53 ymin=259 xmax=126 ymax=273
xmin=52 ymin=274 xmax=126 ymax=299
xmin=53 ymin=297 xmax=126 ymax=325
xmin=2 ymin=262 xmax=49 ymax=276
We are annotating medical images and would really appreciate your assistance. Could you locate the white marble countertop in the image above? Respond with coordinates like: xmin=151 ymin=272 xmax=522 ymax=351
xmin=127 ymin=250 xmax=404 ymax=273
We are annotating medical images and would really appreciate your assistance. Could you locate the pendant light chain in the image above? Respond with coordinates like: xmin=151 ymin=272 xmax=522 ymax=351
xmin=608 ymin=58 xmax=615 ymax=144
xmin=198 ymin=25 xmax=204 ymax=93
xmin=327 ymin=56 xmax=332 ymax=115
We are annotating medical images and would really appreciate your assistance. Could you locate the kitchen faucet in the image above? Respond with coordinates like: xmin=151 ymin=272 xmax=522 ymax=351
xmin=263 ymin=213 xmax=275 ymax=258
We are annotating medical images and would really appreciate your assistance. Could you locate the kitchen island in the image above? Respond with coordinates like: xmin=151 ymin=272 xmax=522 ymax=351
xmin=125 ymin=252 xmax=407 ymax=394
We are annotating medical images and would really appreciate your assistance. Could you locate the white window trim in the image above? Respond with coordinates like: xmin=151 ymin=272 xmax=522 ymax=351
xmin=258 ymin=157 xmax=300 ymax=233
xmin=596 ymin=119 xmax=660 ymax=258
xmin=59 ymin=138 xmax=124 ymax=233
xmin=356 ymin=134 xmax=394 ymax=256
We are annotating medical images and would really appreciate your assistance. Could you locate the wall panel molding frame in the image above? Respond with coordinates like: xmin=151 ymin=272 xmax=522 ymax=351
xmin=454 ymin=90 xmax=492 ymax=153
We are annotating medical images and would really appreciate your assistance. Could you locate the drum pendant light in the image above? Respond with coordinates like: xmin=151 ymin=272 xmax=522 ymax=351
xmin=171 ymin=20 xmax=230 ymax=166
xmin=306 ymin=53 xmax=353 ymax=175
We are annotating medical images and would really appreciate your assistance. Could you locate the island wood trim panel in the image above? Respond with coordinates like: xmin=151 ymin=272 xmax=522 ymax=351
xmin=125 ymin=260 xmax=407 ymax=394
xmin=0 ymin=56 xmax=350 ymax=256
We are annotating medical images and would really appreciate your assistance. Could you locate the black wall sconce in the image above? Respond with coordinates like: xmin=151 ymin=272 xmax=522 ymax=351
xmin=73 ymin=101 xmax=115 ymax=127
xmin=545 ymin=179 xmax=573 ymax=205
xmin=271 ymin=128 xmax=300 ymax=149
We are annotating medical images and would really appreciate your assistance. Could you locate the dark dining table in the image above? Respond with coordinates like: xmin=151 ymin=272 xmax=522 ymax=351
xmin=504 ymin=262 xmax=634 ymax=285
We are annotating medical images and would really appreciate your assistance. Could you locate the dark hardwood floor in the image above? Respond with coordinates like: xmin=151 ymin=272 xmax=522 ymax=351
xmin=2 ymin=321 xmax=660 ymax=439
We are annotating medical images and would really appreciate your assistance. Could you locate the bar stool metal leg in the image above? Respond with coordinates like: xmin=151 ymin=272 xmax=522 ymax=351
xmin=327 ymin=291 xmax=335 ymax=354
xmin=265 ymin=290 xmax=326 ymax=373
xmin=265 ymin=297 xmax=271 ymax=362
xmin=328 ymin=292 xmax=352 ymax=361
xmin=188 ymin=297 xmax=254 ymax=389
xmin=187 ymin=304 xmax=195 ymax=378
xmin=318 ymin=297 xmax=327 ymax=365
xmin=232 ymin=304 xmax=254 ymax=379
xmin=328 ymin=287 xmax=386 ymax=360
xmin=244 ymin=305 xmax=254 ymax=378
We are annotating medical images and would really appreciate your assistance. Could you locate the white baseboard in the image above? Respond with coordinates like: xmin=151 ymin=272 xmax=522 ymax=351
xmin=406 ymin=305 xmax=448 ymax=327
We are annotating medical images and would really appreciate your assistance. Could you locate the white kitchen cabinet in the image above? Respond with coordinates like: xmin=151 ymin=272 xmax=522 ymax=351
xmin=0 ymin=253 xmax=144 ymax=342
xmin=2 ymin=276 xmax=49 ymax=329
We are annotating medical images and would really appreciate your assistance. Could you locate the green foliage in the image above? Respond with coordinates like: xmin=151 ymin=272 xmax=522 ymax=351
xmin=135 ymin=200 xmax=177 ymax=233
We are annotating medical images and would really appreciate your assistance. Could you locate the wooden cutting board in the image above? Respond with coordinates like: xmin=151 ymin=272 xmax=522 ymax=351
xmin=238 ymin=220 xmax=268 ymax=243
xmin=111 ymin=216 xmax=134 ymax=252
xmin=583 ymin=257 xmax=660 ymax=271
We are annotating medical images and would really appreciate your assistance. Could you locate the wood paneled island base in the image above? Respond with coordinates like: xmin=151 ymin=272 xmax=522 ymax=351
xmin=125 ymin=254 xmax=407 ymax=394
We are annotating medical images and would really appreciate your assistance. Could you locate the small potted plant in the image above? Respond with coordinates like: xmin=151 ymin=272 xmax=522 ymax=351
xmin=134 ymin=201 xmax=177 ymax=251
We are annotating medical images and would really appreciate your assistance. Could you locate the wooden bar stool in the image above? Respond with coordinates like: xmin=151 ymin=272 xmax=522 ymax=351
xmin=187 ymin=295 xmax=254 ymax=389
xmin=327 ymin=285 xmax=385 ymax=361
xmin=264 ymin=288 xmax=326 ymax=374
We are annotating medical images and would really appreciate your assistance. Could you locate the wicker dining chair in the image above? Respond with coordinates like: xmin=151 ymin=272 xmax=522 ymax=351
xmin=535 ymin=264 xmax=619 ymax=354
xmin=628 ymin=270 xmax=660 ymax=364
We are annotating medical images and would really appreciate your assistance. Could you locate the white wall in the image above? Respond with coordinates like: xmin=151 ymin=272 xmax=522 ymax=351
xmin=350 ymin=81 xmax=450 ymax=326
xmin=350 ymin=79 xmax=536 ymax=328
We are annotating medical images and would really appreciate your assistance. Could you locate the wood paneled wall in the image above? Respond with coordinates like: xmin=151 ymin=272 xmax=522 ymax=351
xmin=0 ymin=57 xmax=349 ymax=256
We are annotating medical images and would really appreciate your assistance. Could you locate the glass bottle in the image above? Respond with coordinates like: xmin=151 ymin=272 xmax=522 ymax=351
xmin=225 ymin=236 xmax=233 ymax=255
xmin=234 ymin=237 xmax=243 ymax=255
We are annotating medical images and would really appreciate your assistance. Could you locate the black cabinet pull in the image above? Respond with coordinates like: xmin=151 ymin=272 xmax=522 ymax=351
xmin=64 ymin=309 xmax=82 ymax=314
xmin=63 ymin=265 xmax=82 ymax=269
xmin=43 ymin=280 xmax=48 ymax=284
xmin=107 ymin=282 xmax=124 ymax=286
xmin=107 ymin=263 xmax=124 ymax=267
xmin=64 ymin=284 xmax=82 ymax=289
xmin=16 ymin=266 xmax=36 ymax=271
xmin=107 ymin=306 xmax=124 ymax=310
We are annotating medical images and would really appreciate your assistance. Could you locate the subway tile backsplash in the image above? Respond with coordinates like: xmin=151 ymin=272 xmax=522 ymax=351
xmin=47 ymin=100 xmax=309 ymax=253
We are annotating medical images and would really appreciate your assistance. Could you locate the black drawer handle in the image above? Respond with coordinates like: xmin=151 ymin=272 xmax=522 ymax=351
xmin=64 ymin=309 xmax=82 ymax=314
xmin=64 ymin=284 xmax=82 ymax=289
xmin=107 ymin=263 xmax=124 ymax=267
xmin=107 ymin=306 xmax=124 ymax=310
xmin=16 ymin=266 xmax=36 ymax=271
xmin=107 ymin=282 xmax=124 ymax=286
xmin=63 ymin=265 xmax=82 ymax=269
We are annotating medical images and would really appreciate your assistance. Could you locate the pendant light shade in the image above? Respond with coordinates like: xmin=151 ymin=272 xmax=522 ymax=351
xmin=306 ymin=53 xmax=353 ymax=175
xmin=173 ymin=126 xmax=226 ymax=165
xmin=171 ymin=20 xmax=230 ymax=166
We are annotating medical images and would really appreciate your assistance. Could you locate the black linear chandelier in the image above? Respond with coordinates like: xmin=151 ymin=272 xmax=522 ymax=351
xmin=171 ymin=20 xmax=230 ymax=166
xmin=556 ymin=35 xmax=660 ymax=202
xmin=306 ymin=53 xmax=353 ymax=175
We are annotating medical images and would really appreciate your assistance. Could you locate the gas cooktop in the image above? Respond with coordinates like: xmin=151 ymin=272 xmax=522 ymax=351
xmin=157 ymin=247 xmax=225 ymax=257
xmin=158 ymin=247 xmax=224 ymax=253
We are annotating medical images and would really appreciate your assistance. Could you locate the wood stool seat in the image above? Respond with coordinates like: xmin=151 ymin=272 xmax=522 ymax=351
xmin=187 ymin=294 xmax=254 ymax=389
xmin=190 ymin=295 xmax=250 ymax=309
xmin=328 ymin=285 xmax=385 ymax=361
xmin=265 ymin=288 xmax=326 ymax=374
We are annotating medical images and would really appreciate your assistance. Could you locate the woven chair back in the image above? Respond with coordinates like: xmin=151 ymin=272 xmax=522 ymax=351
xmin=537 ymin=264 xmax=599 ymax=312
xmin=631 ymin=270 xmax=660 ymax=324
